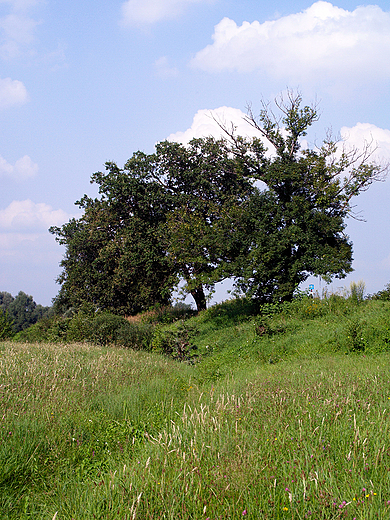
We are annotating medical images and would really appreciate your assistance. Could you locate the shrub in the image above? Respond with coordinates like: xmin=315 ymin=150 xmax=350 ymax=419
xmin=151 ymin=321 xmax=198 ymax=362
xmin=371 ymin=282 xmax=390 ymax=301
xmin=14 ymin=311 xmax=154 ymax=351
xmin=114 ymin=320 xmax=154 ymax=350
xmin=13 ymin=315 xmax=70 ymax=343
xmin=199 ymin=297 xmax=259 ymax=325
xmin=143 ymin=303 xmax=196 ymax=324
xmin=345 ymin=318 xmax=367 ymax=352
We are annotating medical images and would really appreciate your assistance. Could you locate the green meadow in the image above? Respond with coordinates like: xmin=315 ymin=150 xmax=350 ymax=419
xmin=2 ymin=292 xmax=390 ymax=519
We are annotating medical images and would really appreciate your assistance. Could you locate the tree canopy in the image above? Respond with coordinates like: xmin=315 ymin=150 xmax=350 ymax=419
xmin=0 ymin=291 xmax=52 ymax=333
xmin=51 ymin=91 xmax=386 ymax=313
xmin=50 ymin=154 xmax=175 ymax=316
xmin=51 ymin=137 xmax=253 ymax=313
xmin=224 ymin=91 xmax=386 ymax=302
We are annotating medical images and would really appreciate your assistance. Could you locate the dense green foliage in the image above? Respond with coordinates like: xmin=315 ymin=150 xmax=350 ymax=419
xmin=0 ymin=291 xmax=52 ymax=333
xmin=2 ymin=293 xmax=390 ymax=518
xmin=230 ymin=93 xmax=383 ymax=302
xmin=15 ymin=309 xmax=153 ymax=349
xmin=51 ymin=137 xmax=254 ymax=313
xmin=50 ymin=156 xmax=175 ymax=315
xmin=370 ymin=282 xmax=390 ymax=301
xmin=51 ymin=92 xmax=384 ymax=313
xmin=15 ymin=304 xmax=198 ymax=361
xmin=0 ymin=310 xmax=13 ymax=340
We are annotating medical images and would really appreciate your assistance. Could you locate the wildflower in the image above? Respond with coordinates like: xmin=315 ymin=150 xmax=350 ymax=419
xmin=283 ymin=507 xmax=288 ymax=511
xmin=242 ymin=510 xmax=247 ymax=516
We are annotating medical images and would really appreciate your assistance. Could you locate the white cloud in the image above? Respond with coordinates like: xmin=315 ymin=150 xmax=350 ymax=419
xmin=340 ymin=123 xmax=390 ymax=163
xmin=0 ymin=154 xmax=38 ymax=180
xmin=0 ymin=200 xmax=69 ymax=231
xmin=0 ymin=0 xmax=40 ymax=59
xmin=0 ymin=231 xmax=40 ymax=256
xmin=191 ymin=1 xmax=390 ymax=87
xmin=167 ymin=106 xmax=260 ymax=144
xmin=0 ymin=76 xmax=28 ymax=108
xmin=120 ymin=0 xmax=213 ymax=25
xmin=169 ymin=107 xmax=390 ymax=169
xmin=154 ymin=56 xmax=179 ymax=78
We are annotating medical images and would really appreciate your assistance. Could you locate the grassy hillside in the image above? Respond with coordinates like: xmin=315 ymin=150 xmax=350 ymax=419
xmin=2 ymin=295 xmax=390 ymax=519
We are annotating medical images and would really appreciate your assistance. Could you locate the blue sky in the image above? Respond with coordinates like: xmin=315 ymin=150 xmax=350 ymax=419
xmin=1 ymin=0 xmax=390 ymax=306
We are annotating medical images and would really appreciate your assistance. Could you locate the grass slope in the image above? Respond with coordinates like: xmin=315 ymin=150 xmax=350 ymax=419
xmin=1 ymin=296 xmax=390 ymax=519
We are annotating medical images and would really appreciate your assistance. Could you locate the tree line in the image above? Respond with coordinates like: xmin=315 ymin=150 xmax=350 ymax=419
xmin=0 ymin=291 xmax=53 ymax=338
xmin=50 ymin=92 xmax=386 ymax=314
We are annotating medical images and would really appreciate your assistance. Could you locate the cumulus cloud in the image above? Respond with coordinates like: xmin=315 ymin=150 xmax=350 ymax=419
xmin=191 ymin=1 xmax=390 ymax=87
xmin=167 ymin=106 xmax=259 ymax=144
xmin=340 ymin=123 xmax=390 ymax=163
xmin=0 ymin=200 xmax=69 ymax=232
xmin=0 ymin=154 xmax=37 ymax=180
xmin=168 ymin=107 xmax=390 ymax=169
xmin=0 ymin=76 xmax=28 ymax=108
xmin=0 ymin=0 xmax=40 ymax=59
xmin=120 ymin=0 xmax=213 ymax=25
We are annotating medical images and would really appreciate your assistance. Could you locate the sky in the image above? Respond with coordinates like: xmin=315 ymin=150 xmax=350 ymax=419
xmin=1 ymin=0 xmax=390 ymax=307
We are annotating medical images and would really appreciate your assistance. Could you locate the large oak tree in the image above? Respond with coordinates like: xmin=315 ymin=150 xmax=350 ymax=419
xmin=51 ymin=92 xmax=386 ymax=313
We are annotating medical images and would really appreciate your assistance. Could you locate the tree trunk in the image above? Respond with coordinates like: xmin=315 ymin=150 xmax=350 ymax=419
xmin=191 ymin=287 xmax=207 ymax=312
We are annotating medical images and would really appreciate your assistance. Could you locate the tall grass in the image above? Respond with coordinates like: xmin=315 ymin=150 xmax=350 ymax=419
xmin=1 ymin=295 xmax=390 ymax=518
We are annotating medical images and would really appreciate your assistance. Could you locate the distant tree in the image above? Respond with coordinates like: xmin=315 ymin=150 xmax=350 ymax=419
xmin=0 ymin=310 xmax=14 ymax=339
xmin=0 ymin=291 xmax=52 ymax=333
xmin=370 ymin=282 xmax=390 ymax=301
xmin=0 ymin=291 xmax=14 ymax=310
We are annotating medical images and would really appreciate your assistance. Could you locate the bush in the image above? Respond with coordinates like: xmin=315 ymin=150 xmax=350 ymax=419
xmin=371 ymin=282 xmax=390 ymax=301
xmin=14 ymin=311 xmax=154 ymax=351
xmin=199 ymin=297 xmax=259 ymax=325
xmin=142 ymin=303 xmax=196 ymax=324
xmin=13 ymin=315 xmax=70 ymax=343
xmin=345 ymin=318 xmax=367 ymax=352
xmin=151 ymin=321 xmax=198 ymax=362
xmin=347 ymin=280 xmax=366 ymax=303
